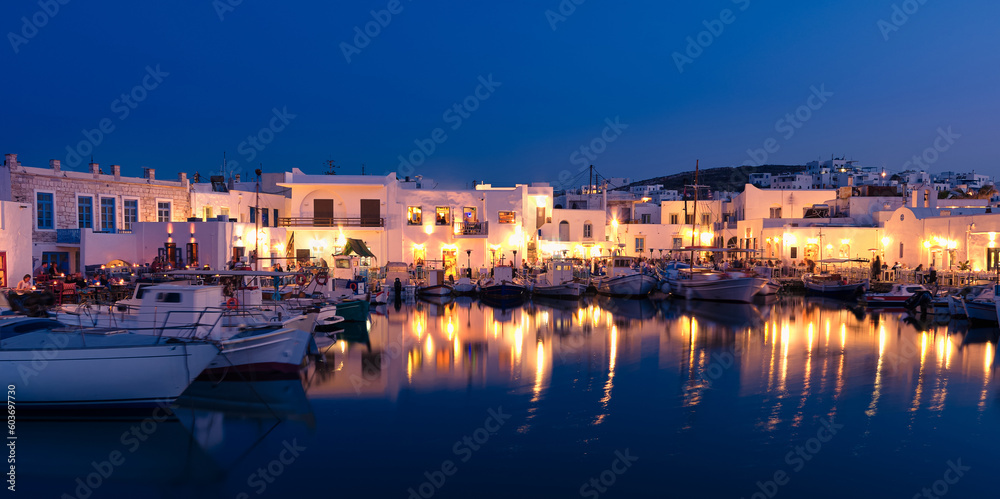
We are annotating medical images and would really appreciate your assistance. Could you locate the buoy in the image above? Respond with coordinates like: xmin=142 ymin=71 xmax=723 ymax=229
xmin=226 ymin=297 xmax=239 ymax=310
xmin=296 ymin=273 xmax=308 ymax=286
xmin=315 ymin=273 xmax=329 ymax=285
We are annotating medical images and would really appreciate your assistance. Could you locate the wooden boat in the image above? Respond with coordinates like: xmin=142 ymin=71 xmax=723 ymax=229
xmin=532 ymin=259 xmax=585 ymax=299
xmin=802 ymin=273 xmax=868 ymax=299
xmin=417 ymin=269 xmax=454 ymax=297
xmin=865 ymin=283 xmax=927 ymax=308
xmin=479 ymin=266 xmax=526 ymax=304
xmin=669 ymin=269 xmax=763 ymax=303
xmin=595 ymin=256 xmax=657 ymax=298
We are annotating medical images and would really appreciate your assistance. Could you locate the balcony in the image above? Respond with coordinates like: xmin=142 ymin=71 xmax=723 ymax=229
xmin=454 ymin=221 xmax=488 ymax=237
xmin=93 ymin=229 xmax=133 ymax=235
xmin=56 ymin=229 xmax=80 ymax=244
xmin=278 ymin=217 xmax=385 ymax=228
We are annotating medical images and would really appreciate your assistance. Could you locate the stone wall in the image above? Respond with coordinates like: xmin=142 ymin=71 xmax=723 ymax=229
xmin=8 ymin=167 xmax=191 ymax=243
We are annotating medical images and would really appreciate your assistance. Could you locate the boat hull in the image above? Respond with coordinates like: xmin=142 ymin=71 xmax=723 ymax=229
xmin=417 ymin=284 xmax=454 ymax=296
xmin=202 ymin=327 xmax=311 ymax=377
xmin=803 ymin=280 xmax=866 ymax=299
xmin=532 ymin=282 xmax=584 ymax=299
xmin=671 ymin=276 xmax=763 ymax=303
xmin=596 ymin=274 xmax=657 ymax=298
xmin=0 ymin=333 xmax=218 ymax=408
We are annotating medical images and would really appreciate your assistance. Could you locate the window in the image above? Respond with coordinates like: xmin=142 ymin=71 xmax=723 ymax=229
xmin=899 ymin=242 xmax=904 ymax=259
xmin=273 ymin=209 xmax=279 ymax=227
xmin=261 ymin=208 xmax=269 ymax=227
xmin=407 ymin=206 xmax=422 ymax=225
xmin=770 ymin=207 xmax=782 ymax=218
xmin=988 ymin=248 xmax=1000 ymax=271
xmin=100 ymin=197 xmax=116 ymax=231
xmin=157 ymin=201 xmax=171 ymax=222
xmin=36 ymin=192 xmax=54 ymax=229
xmin=701 ymin=213 xmax=710 ymax=226
xmin=249 ymin=207 xmax=257 ymax=223
xmin=673 ymin=238 xmax=682 ymax=249
xmin=463 ymin=207 xmax=477 ymax=222
xmin=123 ymin=199 xmax=138 ymax=231
xmin=498 ymin=211 xmax=516 ymax=224
xmin=204 ymin=206 xmax=213 ymax=221
xmin=669 ymin=214 xmax=679 ymax=225
xmin=435 ymin=207 xmax=450 ymax=225
xmin=641 ymin=214 xmax=651 ymax=224
xmin=78 ymin=196 xmax=93 ymax=229
xmin=155 ymin=292 xmax=182 ymax=303
xmin=220 ymin=207 xmax=230 ymax=220
xmin=635 ymin=237 xmax=645 ymax=252
xmin=685 ymin=214 xmax=694 ymax=225
xmin=790 ymin=247 xmax=798 ymax=259
xmin=583 ymin=223 xmax=593 ymax=238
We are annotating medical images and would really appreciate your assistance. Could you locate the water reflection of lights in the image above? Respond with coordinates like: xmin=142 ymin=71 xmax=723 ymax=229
xmin=595 ymin=325 xmax=618 ymax=424
xmin=866 ymin=325 xmax=886 ymax=417
xmin=532 ymin=340 xmax=545 ymax=403
xmin=425 ymin=336 xmax=434 ymax=357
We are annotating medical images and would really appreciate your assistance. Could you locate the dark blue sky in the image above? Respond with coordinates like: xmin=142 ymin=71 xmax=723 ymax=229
xmin=4 ymin=0 xmax=998 ymax=188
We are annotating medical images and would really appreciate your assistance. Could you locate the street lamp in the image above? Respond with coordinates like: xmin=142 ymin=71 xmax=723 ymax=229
xmin=466 ymin=249 xmax=472 ymax=278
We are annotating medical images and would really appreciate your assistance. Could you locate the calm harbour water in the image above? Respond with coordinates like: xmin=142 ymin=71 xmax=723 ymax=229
xmin=17 ymin=296 xmax=1000 ymax=498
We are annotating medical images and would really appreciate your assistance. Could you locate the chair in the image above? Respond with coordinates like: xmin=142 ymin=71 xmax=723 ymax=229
xmin=61 ymin=282 xmax=77 ymax=304
xmin=50 ymin=280 xmax=64 ymax=306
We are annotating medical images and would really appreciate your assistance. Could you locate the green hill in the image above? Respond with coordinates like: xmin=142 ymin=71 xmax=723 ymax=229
xmin=619 ymin=165 xmax=806 ymax=193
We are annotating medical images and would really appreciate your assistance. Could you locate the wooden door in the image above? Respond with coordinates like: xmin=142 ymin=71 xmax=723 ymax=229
xmin=314 ymin=199 xmax=334 ymax=226
xmin=0 ymin=252 xmax=6 ymax=288
xmin=360 ymin=199 xmax=380 ymax=227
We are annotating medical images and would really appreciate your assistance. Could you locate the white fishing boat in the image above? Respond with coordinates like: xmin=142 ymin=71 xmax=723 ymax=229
xmin=532 ymin=259 xmax=585 ymax=299
xmin=669 ymin=269 xmax=764 ymax=303
xmin=453 ymin=276 xmax=478 ymax=295
xmin=753 ymin=266 xmax=781 ymax=296
xmin=596 ymin=256 xmax=657 ymax=298
xmin=417 ymin=269 xmax=454 ymax=296
xmin=58 ymin=285 xmax=312 ymax=375
xmin=953 ymin=285 xmax=998 ymax=324
xmin=0 ymin=317 xmax=219 ymax=409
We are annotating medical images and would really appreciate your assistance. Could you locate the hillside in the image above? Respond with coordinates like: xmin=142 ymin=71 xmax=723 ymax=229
xmin=618 ymin=165 xmax=807 ymax=193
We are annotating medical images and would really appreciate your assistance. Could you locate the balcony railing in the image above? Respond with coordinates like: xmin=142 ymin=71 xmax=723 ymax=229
xmin=56 ymin=229 xmax=81 ymax=244
xmin=278 ymin=217 xmax=385 ymax=228
xmin=455 ymin=221 xmax=488 ymax=236
xmin=93 ymin=228 xmax=133 ymax=234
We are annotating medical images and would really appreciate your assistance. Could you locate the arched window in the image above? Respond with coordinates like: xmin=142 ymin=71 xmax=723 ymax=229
xmin=558 ymin=221 xmax=570 ymax=241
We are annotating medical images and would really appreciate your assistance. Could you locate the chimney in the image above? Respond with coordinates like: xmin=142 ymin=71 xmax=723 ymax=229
xmin=49 ymin=159 xmax=60 ymax=173
xmin=112 ymin=164 xmax=121 ymax=181
xmin=4 ymin=154 xmax=17 ymax=167
xmin=178 ymin=172 xmax=187 ymax=184
xmin=90 ymin=162 xmax=100 ymax=177
xmin=143 ymin=167 xmax=155 ymax=180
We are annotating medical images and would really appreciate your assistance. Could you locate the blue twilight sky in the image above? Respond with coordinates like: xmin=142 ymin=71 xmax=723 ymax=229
xmin=2 ymin=0 xmax=998 ymax=188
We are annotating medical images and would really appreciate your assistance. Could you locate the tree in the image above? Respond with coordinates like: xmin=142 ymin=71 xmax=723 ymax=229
xmin=974 ymin=184 xmax=996 ymax=200
xmin=323 ymin=159 xmax=339 ymax=175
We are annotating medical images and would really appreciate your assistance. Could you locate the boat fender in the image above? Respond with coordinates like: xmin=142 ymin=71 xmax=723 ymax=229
xmin=226 ymin=297 xmax=239 ymax=310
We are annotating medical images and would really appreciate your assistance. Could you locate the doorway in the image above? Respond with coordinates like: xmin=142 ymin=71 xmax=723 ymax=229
xmin=314 ymin=199 xmax=334 ymax=226
xmin=442 ymin=248 xmax=457 ymax=278
xmin=360 ymin=199 xmax=380 ymax=227
xmin=0 ymin=252 xmax=6 ymax=288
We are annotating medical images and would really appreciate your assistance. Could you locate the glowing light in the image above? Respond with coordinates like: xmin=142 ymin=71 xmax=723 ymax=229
xmin=825 ymin=244 xmax=833 ymax=250
xmin=535 ymin=196 xmax=547 ymax=208
xmin=424 ymin=224 xmax=434 ymax=235
xmin=881 ymin=236 xmax=890 ymax=247
xmin=699 ymin=232 xmax=714 ymax=245
xmin=442 ymin=243 xmax=459 ymax=251
xmin=335 ymin=230 xmax=347 ymax=248
xmin=611 ymin=218 xmax=619 ymax=229
xmin=590 ymin=246 xmax=602 ymax=258
xmin=840 ymin=239 xmax=851 ymax=245
xmin=923 ymin=240 xmax=931 ymax=249
xmin=783 ymin=233 xmax=797 ymax=245
xmin=807 ymin=238 xmax=819 ymax=245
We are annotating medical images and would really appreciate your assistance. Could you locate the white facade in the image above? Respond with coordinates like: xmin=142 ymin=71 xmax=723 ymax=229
xmin=0 ymin=200 xmax=34 ymax=286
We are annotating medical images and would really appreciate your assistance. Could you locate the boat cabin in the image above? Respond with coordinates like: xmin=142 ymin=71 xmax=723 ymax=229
xmin=384 ymin=262 xmax=410 ymax=286
xmin=137 ymin=285 xmax=224 ymax=337
xmin=542 ymin=259 xmax=575 ymax=286
xmin=493 ymin=266 xmax=515 ymax=283
xmin=427 ymin=269 xmax=446 ymax=286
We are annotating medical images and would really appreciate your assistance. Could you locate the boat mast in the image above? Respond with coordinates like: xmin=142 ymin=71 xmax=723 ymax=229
xmin=255 ymin=166 xmax=261 ymax=272
xmin=690 ymin=160 xmax=699 ymax=274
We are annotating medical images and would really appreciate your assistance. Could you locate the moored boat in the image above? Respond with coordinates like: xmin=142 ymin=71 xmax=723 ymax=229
xmin=802 ymin=273 xmax=868 ymax=299
xmin=0 ymin=317 xmax=219 ymax=409
xmin=595 ymin=256 xmax=656 ymax=298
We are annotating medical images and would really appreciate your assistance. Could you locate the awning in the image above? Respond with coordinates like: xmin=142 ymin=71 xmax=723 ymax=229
xmin=341 ymin=238 xmax=376 ymax=258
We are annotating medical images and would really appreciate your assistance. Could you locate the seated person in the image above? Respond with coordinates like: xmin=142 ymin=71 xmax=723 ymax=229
xmin=15 ymin=274 xmax=33 ymax=294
